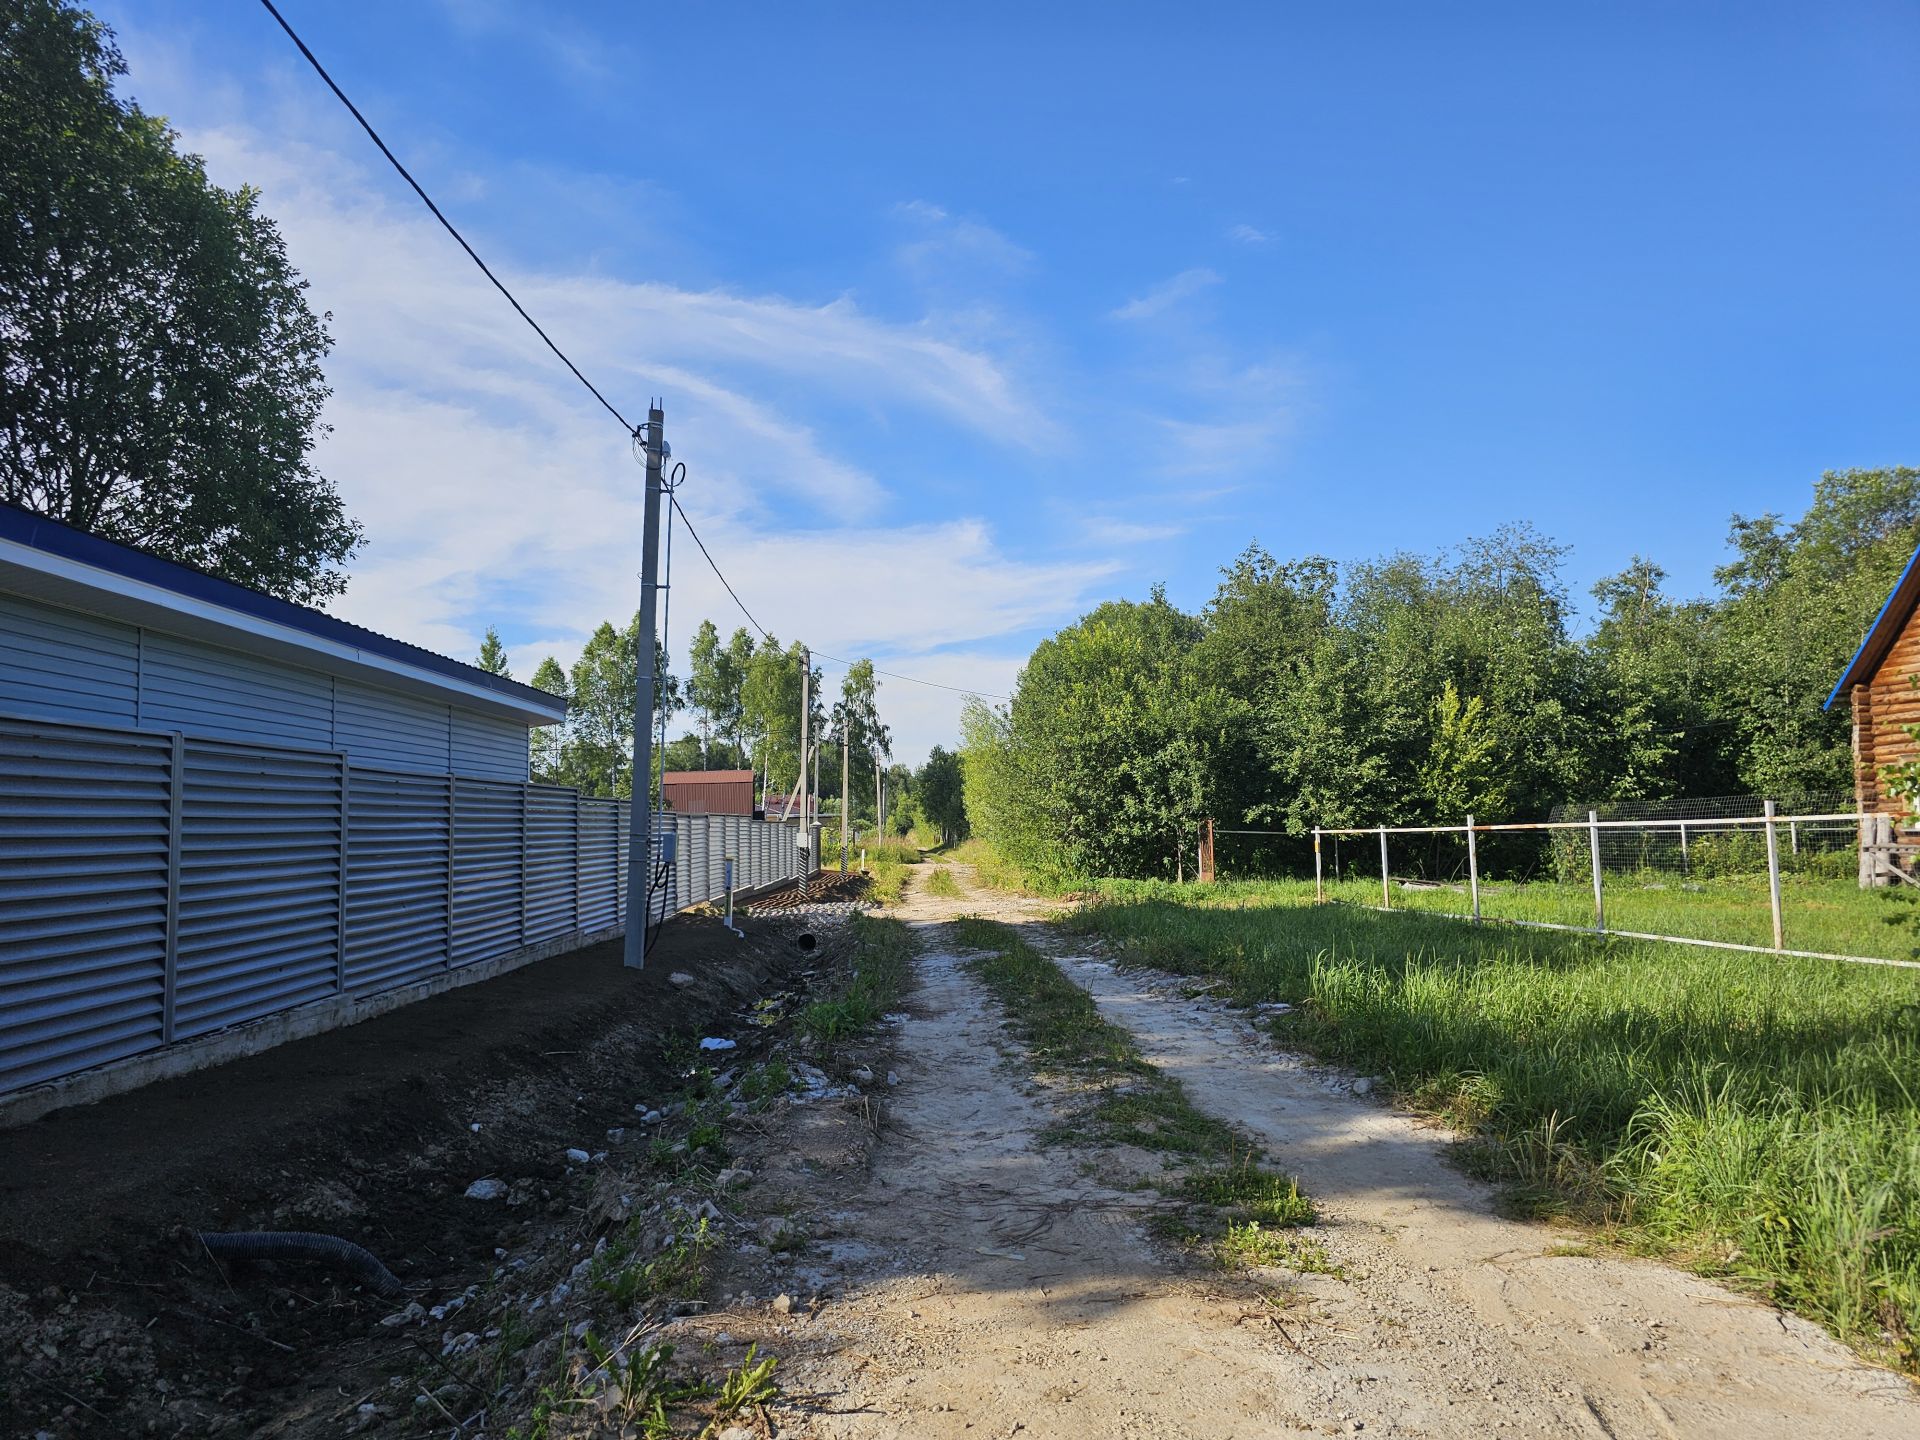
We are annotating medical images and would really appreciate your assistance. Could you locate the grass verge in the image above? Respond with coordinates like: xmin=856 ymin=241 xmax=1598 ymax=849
xmin=952 ymin=915 xmax=1316 ymax=1271
xmin=1067 ymin=880 xmax=1920 ymax=1371
xmin=798 ymin=913 xmax=914 ymax=1049
xmin=925 ymin=867 xmax=963 ymax=899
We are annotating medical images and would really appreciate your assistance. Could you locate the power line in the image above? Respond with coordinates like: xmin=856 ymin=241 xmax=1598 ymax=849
xmin=264 ymin=0 xmax=1008 ymax=709
xmin=669 ymin=493 xmax=1009 ymax=703
xmin=257 ymin=0 xmax=638 ymax=436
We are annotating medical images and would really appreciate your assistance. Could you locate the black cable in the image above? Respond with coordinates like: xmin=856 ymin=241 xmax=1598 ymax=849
xmin=257 ymin=0 xmax=638 ymax=437
xmin=668 ymin=492 xmax=1010 ymax=702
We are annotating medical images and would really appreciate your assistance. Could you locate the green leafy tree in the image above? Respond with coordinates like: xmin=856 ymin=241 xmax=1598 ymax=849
xmin=831 ymin=659 xmax=891 ymax=820
xmin=476 ymin=626 xmax=511 ymax=678
xmin=528 ymin=655 xmax=568 ymax=785
xmin=555 ymin=615 xmax=681 ymax=798
xmin=0 ymin=0 xmax=361 ymax=601
xmin=916 ymin=745 xmax=968 ymax=843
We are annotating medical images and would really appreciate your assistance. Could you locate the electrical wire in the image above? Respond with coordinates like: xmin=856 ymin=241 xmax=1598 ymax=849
xmin=257 ymin=0 xmax=638 ymax=437
xmin=668 ymin=491 xmax=1010 ymax=702
xmin=264 ymin=0 xmax=1009 ymax=710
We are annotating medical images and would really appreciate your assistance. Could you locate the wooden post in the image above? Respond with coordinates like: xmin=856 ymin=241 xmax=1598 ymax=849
xmin=1764 ymin=799 xmax=1785 ymax=950
xmin=1588 ymin=810 xmax=1604 ymax=933
xmin=1313 ymin=828 xmax=1323 ymax=903
xmin=1466 ymin=814 xmax=1479 ymax=922
xmin=1379 ymin=826 xmax=1390 ymax=909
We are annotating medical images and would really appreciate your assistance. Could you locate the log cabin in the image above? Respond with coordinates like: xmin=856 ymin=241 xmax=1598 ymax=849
xmin=1826 ymin=543 xmax=1920 ymax=881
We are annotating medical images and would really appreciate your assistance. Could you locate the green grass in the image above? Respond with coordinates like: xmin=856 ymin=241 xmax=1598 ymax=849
xmin=1067 ymin=879 xmax=1920 ymax=1370
xmin=948 ymin=838 xmax=1068 ymax=894
xmin=1312 ymin=866 xmax=1920 ymax=964
xmin=924 ymin=867 xmax=963 ymax=899
xmin=820 ymin=834 xmax=922 ymax=905
xmin=952 ymin=915 xmax=1315 ymax=1267
xmin=797 ymin=913 xmax=914 ymax=1048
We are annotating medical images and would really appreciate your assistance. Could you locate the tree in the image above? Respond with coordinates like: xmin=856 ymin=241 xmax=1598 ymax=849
xmin=529 ymin=656 xmax=568 ymax=785
xmin=832 ymin=659 xmax=891 ymax=820
xmin=687 ymin=620 xmax=756 ymax=768
xmin=552 ymin=614 xmax=681 ymax=798
xmin=476 ymin=626 xmax=511 ymax=678
xmin=916 ymin=745 xmax=968 ymax=843
xmin=740 ymin=639 xmax=815 ymax=805
xmin=0 ymin=0 xmax=361 ymax=602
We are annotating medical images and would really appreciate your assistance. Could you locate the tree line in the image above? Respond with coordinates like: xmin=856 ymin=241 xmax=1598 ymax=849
xmin=961 ymin=468 xmax=1920 ymax=883
xmin=476 ymin=614 xmax=969 ymax=842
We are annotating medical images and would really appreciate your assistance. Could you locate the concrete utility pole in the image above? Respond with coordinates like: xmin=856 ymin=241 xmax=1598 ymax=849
xmin=874 ymin=755 xmax=883 ymax=848
xmin=799 ymin=647 xmax=810 ymax=827
xmin=841 ymin=727 xmax=851 ymax=867
xmin=623 ymin=403 xmax=666 ymax=970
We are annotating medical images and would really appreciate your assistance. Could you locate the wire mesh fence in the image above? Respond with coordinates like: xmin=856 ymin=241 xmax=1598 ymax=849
xmin=1303 ymin=801 xmax=1920 ymax=971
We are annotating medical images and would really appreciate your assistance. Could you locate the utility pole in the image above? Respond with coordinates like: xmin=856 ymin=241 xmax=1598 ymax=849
xmin=874 ymin=754 xmax=883 ymax=846
xmin=841 ymin=727 xmax=851 ymax=868
xmin=799 ymin=647 xmax=810 ymax=827
xmin=623 ymin=403 xmax=665 ymax=970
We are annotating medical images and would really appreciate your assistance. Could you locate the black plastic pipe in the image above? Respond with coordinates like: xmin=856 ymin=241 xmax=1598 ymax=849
xmin=196 ymin=1231 xmax=405 ymax=1297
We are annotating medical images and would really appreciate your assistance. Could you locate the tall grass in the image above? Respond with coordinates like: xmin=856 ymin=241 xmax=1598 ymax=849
xmin=1066 ymin=879 xmax=1920 ymax=1371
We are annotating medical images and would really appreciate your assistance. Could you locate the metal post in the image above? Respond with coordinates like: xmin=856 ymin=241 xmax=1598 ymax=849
xmin=1379 ymin=826 xmax=1390 ymax=909
xmin=1765 ymin=799 xmax=1785 ymax=950
xmin=1312 ymin=828 xmax=1322 ymax=902
xmin=1588 ymin=809 xmax=1604 ymax=932
xmin=841 ymin=727 xmax=850 ymax=870
xmin=164 ymin=732 xmax=185 ymax=1042
xmin=1678 ymin=820 xmax=1688 ymax=876
xmin=623 ymin=404 xmax=666 ymax=969
xmin=1466 ymin=814 xmax=1479 ymax=922
xmin=1790 ymin=818 xmax=1798 ymax=856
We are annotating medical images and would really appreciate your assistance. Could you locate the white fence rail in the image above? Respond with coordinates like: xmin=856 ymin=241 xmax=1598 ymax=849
xmin=1312 ymin=809 xmax=1920 ymax=973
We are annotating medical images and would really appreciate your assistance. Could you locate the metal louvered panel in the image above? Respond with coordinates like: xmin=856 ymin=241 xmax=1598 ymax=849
xmin=173 ymin=742 xmax=343 ymax=1040
xmin=452 ymin=778 xmax=522 ymax=965
xmin=0 ymin=595 xmax=141 ymax=728
xmin=344 ymin=769 xmax=449 ymax=993
xmin=451 ymin=711 xmax=529 ymax=782
xmin=335 ymin=680 xmax=451 ymax=775
xmin=577 ymin=799 xmax=620 ymax=931
xmin=0 ymin=721 xmax=171 ymax=1090
xmin=525 ymin=788 xmax=578 ymax=942
xmin=140 ymin=634 xmax=334 ymax=750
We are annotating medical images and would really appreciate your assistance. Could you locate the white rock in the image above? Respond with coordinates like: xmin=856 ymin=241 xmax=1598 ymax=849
xmin=379 ymin=1301 xmax=426 ymax=1328
xmin=464 ymin=1178 xmax=507 ymax=1201
xmin=669 ymin=971 xmax=695 ymax=986
xmin=715 ymin=1166 xmax=753 ymax=1189
xmin=565 ymin=1148 xmax=591 ymax=1164
xmin=1352 ymin=1077 xmax=1374 ymax=1096
xmin=771 ymin=1293 xmax=794 ymax=1315
xmin=852 ymin=1066 xmax=875 ymax=1083
xmin=605 ymin=1127 xmax=626 ymax=1143
xmin=699 ymin=1037 xmax=737 ymax=1052
xmin=886 ymin=1071 xmax=900 ymax=1087
xmin=469 ymin=1122 xmax=482 ymax=1132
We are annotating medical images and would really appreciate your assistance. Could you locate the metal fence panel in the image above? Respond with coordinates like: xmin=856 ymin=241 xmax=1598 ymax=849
xmin=453 ymin=778 xmax=523 ymax=965
xmin=344 ymin=768 xmax=450 ymax=993
xmin=0 ymin=721 xmax=171 ymax=1090
xmin=578 ymin=799 xmax=621 ymax=931
xmin=173 ymin=741 xmax=344 ymax=1038
xmin=526 ymin=787 xmax=579 ymax=942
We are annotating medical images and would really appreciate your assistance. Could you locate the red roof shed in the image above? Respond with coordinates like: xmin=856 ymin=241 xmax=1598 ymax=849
xmin=661 ymin=769 xmax=755 ymax=815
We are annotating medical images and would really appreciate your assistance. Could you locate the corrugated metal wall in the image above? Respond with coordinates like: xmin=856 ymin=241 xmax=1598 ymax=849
xmin=0 ymin=594 xmax=528 ymax=781
xmin=0 ymin=713 xmax=807 ymax=1099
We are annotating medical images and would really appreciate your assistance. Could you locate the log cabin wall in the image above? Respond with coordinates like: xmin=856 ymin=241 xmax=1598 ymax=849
xmin=1851 ymin=610 xmax=1920 ymax=824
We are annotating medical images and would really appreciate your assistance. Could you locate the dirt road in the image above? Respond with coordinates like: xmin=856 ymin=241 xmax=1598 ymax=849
xmin=777 ymin=866 xmax=1918 ymax=1439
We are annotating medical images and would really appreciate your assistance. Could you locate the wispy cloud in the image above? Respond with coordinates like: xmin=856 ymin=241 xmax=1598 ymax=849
xmin=1226 ymin=223 xmax=1272 ymax=246
xmin=1111 ymin=266 xmax=1221 ymax=322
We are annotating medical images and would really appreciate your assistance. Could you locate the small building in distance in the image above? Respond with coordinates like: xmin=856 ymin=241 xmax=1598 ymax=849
xmin=661 ymin=768 xmax=756 ymax=816
xmin=1826 ymin=542 xmax=1920 ymax=881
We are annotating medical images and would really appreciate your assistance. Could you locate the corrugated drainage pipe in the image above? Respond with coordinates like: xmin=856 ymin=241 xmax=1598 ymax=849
xmin=197 ymin=1231 xmax=405 ymax=1298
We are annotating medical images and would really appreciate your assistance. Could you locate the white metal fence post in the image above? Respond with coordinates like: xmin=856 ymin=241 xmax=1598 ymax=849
xmin=1379 ymin=826 xmax=1390 ymax=909
xmin=1466 ymin=814 xmax=1479 ymax=922
xmin=1313 ymin=828 xmax=1322 ymax=903
xmin=1588 ymin=809 xmax=1604 ymax=933
xmin=1678 ymin=820 xmax=1688 ymax=876
xmin=1765 ymin=799 xmax=1785 ymax=950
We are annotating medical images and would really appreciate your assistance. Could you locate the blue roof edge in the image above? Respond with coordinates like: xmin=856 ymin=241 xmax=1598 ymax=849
xmin=0 ymin=502 xmax=564 ymax=715
xmin=1824 ymin=539 xmax=1920 ymax=711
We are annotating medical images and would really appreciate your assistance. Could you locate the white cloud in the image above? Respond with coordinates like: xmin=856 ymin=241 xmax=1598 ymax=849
xmin=1226 ymin=223 xmax=1272 ymax=246
xmin=1111 ymin=267 xmax=1222 ymax=322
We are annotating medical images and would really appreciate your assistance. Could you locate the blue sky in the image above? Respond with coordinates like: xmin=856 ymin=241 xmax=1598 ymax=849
xmin=97 ymin=2 xmax=1919 ymax=762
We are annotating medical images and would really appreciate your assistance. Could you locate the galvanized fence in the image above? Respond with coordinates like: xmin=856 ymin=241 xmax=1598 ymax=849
xmin=0 ymin=713 xmax=807 ymax=1097
xmin=1310 ymin=808 xmax=1920 ymax=972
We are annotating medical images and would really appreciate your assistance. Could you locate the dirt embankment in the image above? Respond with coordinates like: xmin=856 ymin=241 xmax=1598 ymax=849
xmin=0 ymin=910 xmax=839 ymax=1438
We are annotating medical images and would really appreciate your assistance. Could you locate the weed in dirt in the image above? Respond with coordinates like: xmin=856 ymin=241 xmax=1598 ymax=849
xmin=738 ymin=1058 xmax=793 ymax=1105
xmin=707 ymin=1344 xmax=779 ymax=1428
xmin=925 ymin=867 xmax=963 ymax=899
xmin=798 ymin=913 xmax=913 ymax=1050
xmin=956 ymin=915 xmax=1315 ymax=1272
xmin=590 ymin=1217 xmax=717 ymax=1307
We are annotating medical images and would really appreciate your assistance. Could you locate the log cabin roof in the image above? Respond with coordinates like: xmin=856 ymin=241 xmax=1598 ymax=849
xmin=1826 ymin=540 xmax=1920 ymax=710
